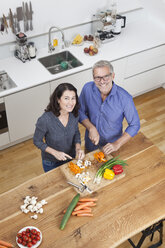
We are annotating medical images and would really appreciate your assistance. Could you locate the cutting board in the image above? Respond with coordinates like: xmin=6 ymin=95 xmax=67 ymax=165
xmin=60 ymin=150 xmax=126 ymax=196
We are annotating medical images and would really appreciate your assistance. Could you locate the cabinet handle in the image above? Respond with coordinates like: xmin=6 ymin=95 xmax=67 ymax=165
xmin=0 ymin=114 xmax=2 ymax=118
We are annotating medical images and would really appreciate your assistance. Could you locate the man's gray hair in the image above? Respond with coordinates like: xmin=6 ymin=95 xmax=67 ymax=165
xmin=92 ymin=60 xmax=114 ymax=74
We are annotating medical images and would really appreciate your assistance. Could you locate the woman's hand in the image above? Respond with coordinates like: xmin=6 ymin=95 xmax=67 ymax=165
xmin=45 ymin=147 xmax=72 ymax=161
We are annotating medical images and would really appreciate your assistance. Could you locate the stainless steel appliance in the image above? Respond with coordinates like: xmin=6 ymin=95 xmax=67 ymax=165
xmin=92 ymin=10 xmax=126 ymax=43
xmin=111 ymin=14 xmax=126 ymax=35
xmin=0 ymin=71 xmax=17 ymax=92
xmin=14 ymin=32 xmax=31 ymax=63
xmin=0 ymin=100 xmax=8 ymax=135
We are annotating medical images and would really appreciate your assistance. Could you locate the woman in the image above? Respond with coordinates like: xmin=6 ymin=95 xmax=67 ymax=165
xmin=33 ymin=83 xmax=84 ymax=172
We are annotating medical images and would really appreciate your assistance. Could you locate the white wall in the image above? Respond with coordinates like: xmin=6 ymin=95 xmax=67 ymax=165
xmin=0 ymin=0 xmax=142 ymax=45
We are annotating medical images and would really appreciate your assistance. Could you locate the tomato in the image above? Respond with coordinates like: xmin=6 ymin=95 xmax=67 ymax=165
xmin=37 ymin=231 xmax=40 ymax=236
xmin=35 ymin=235 xmax=40 ymax=241
xmin=22 ymin=240 xmax=27 ymax=246
xmin=23 ymin=235 xmax=29 ymax=242
xmin=31 ymin=229 xmax=37 ymax=235
xmin=17 ymin=233 xmax=22 ymax=238
xmin=26 ymin=228 xmax=31 ymax=233
xmin=32 ymin=239 xmax=37 ymax=245
xmin=17 ymin=238 xmax=23 ymax=244
xmin=27 ymin=242 xmax=33 ymax=247
xmin=30 ymin=234 xmax=36 ymax=240
xmin=22 ymin=231 xmax=27 ymax=236
xmin=26 ymin=233 xmax=31 ymax=237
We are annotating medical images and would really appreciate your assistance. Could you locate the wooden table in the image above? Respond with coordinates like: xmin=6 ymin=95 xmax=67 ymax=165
xmin=0 ymin=132 xmax=165 ymax=248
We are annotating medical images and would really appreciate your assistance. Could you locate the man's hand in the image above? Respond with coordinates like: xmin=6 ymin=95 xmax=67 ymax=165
xmin=76 ymin=149 xmax=85 ymax=160
xmin=89 ymin=126 xmax=100 ymax=145
xmin=102 ymin=142 xmax=120 ymax=155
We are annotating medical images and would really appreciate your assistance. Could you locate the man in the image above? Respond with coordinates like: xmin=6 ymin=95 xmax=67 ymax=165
xmin=79 ymin=60 xmax=140 ymax=154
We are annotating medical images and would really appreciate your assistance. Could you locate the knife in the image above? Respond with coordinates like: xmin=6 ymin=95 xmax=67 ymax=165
xmin=29 ymin=1 xmax=33 ymax=31
xmin=22 ymin=2 xmax=26 ymax=32
xmin=3 ymin=14 xmax=8 ymax=33
xmin=16 ymin=7 xmax=23 ymax=32
xmin=25 ymin=2 xmax=29 ymax=31
xmin=9 ymin=9 xmax=15 ymax=34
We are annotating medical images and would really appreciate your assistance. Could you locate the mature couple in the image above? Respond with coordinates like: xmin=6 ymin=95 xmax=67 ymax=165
xmin=33 ymin=60 xmax=140 ymax=172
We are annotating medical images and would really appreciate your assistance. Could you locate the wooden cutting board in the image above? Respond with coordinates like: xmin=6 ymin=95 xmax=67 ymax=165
xmin=60 ymin=150 xmax=126 ymax=196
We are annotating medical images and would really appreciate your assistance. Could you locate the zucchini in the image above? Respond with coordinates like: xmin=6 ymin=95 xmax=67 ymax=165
xmin=60 ymin=193 xmax=80 ymax=230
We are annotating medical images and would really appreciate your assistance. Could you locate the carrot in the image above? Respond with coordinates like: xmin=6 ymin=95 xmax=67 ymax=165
xmin=77 ymin=213 xmax=93 ymax=217
xmin=0 ymin=245 xmax=8 ymax=248
xmin=72 ymin=209 xmax=92 ymax=215
xmin=74 ymin=202 xmax=96 ymax=211
xmin=79 ymin=198 xmax=98 ymax=202
xmin=0 ymin=240 xmax=13 ymax=248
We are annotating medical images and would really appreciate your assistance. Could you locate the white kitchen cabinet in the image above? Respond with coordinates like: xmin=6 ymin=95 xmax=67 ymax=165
xmin=111 ymin=58 xmax=127 ymax=87
xmin=50 ymin=68 xmax=93 ymax=96
xmin=124 ymin=65 xmax=165 ymax=96
xmin=5 ymin=83 xmax=50 ymax=143
xmin=0 ymin=132 xmax=10 ymax=148
xmin=125 ymin=45 xmax=165 ymax=78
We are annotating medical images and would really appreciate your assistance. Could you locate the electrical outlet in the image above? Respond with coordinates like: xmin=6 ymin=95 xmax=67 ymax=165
xmin=9 ymin=45 xmax=16 ymax=52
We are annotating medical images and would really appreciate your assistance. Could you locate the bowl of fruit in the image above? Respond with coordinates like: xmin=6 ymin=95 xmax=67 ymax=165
xmin=16 ymin=226 xmax=42 ymax=248
xmin=84 ymin=45 xmax=98 ymax=56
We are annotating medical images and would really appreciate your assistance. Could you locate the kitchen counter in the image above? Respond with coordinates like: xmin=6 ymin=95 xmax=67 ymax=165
xmin=0 ymin=17 xmax=165 ymax=98
xmin=0 ymin=132 xmax=165 ymax=248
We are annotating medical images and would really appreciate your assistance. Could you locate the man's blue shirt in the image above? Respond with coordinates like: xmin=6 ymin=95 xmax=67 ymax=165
xmin=79 ymin=81 xmax=140 ymax=151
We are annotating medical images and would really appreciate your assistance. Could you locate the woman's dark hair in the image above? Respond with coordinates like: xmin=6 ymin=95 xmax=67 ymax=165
xmin=45 ymin=83 xmax=79 ymax=117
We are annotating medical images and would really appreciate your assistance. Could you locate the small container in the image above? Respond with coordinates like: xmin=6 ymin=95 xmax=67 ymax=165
xmin=28 ymin=42 xmax=37 ymax=58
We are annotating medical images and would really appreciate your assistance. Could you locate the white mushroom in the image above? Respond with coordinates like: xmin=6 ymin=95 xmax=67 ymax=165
xmin=23 ymin=208 xmax=29 ymax=214
xmin=38 ymin=208 xmax=43 ymax=214
xmin=31 ymin=214 xmax=38 ymax=219
xmin=30 ymin=199 xmax=37 ymax=206
xmin=27 ymin=205 xmax=33 ymax=211
xmin=20 ymin=205 xmax=27 ymax=211
xmin=40 ymin=199 xmax=48 ymax=205
xmin=36 ymin=202 xmax=42 ymax=209
xmin=32 ymin=206 xmax=38 ymax=212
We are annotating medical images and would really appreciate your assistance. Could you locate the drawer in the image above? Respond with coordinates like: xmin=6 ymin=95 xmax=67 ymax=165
xmin=0 ymin=132 xmax=10 ymax=148
xmin=125 ymin=45 xmax=165 ymax=78
xmin=123 ymin=65 xmax=165 ymax=96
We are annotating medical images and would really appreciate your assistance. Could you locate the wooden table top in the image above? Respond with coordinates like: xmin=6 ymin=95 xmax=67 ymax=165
xmin=0 ymin=132 xmax=165 ymax=248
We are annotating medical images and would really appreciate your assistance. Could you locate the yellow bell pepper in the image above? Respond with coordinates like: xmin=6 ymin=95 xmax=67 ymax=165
xmin=103 ymin=169 xmax=115 ymax=180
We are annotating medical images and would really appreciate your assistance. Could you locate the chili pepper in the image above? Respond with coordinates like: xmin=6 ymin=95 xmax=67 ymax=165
xmin=69 ymin=162 xmax=82 ymax=174
xmin=94 ymin=152 xmax=107 ymax=162
xmin=103 ymin=168 xmax=115 ymax=180
xmin=112 ymin=164 xmax=123 ymax=175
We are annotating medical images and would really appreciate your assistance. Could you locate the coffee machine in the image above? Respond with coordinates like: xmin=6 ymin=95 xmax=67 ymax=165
xmin=14 ymin=33 xmax=31 ymax=63
xmin=92 ymin=9 xmax=126 ymax=43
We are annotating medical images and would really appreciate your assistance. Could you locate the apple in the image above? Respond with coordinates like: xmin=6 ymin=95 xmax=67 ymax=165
xmin=93 ymin=48 xmax=98 ymax=54
xmin=84 ymin=47 xmax=89 ymax=53
xmin=89 ymin=45 xmax=94 ymax=51
xmin=89 ymin=50 xmax=95 ymax=56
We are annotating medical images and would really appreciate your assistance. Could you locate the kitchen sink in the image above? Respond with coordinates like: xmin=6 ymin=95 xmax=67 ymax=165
xmin=38 ymin=51 xmax=83 ymax=74
xmin=0 ymin=71 xmax=17 ymax=92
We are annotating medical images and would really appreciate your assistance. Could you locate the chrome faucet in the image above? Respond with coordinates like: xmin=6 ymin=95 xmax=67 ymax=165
xmin=48 ymin=26 xmax=65 ymax=53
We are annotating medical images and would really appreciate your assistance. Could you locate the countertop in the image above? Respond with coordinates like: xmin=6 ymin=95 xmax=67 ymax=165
xmin=0 ymin=17 xmax=165 ymax=98
xmin=0 ymin=132 xmax=165 ymax=248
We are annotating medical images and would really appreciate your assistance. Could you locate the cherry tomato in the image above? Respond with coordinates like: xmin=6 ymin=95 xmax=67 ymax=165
xmin=17 ymin=233 xmax=22 ymax=238
xmin=31 ymin=229 xmax=37 ymax=235
xmin=32 ymin=239 xmax=37 ymax=245
xmin=35 ymin=235 xmax=40 ymax=241
xmin=26 ymin=228 xmax=30 ymax=233
xmin=17 ymin=238 xmax=23 ymax=244
xmin=30 ymin=234 xmax=36 ymax=240
xmin=37 ymin=231 xmax=40 ymax=236
xmin=27 ymin=242 xmax=33 ymax=247
xmin=22 ymin=240 xmax=27 ymax=246
xmin=26 ymin=233 xmax=31 ymax=237
xmin=23 ymin=235 xmax=29 ymax=242
xmin=22 ymin=231 xmax=26 ymax=236
xmin=28 ymin=237 xmax=32 ymax=242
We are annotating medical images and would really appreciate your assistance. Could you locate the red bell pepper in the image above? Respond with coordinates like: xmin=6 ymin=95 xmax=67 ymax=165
xmin=112 ymin=164 xmax=123 ymax=175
